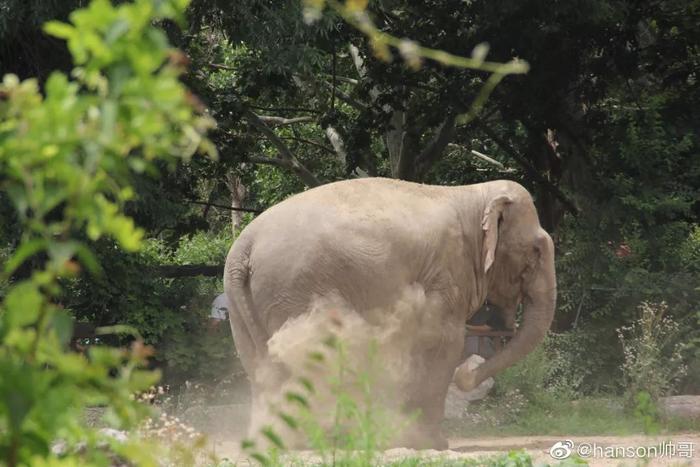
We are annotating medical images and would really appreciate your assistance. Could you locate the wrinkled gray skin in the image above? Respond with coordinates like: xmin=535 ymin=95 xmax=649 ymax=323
xmin=224 ymin=178 xmax=556 ymax=449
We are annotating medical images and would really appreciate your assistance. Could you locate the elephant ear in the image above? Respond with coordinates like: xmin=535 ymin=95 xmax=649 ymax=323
xmin=523 ymin=231 xmax=550 ymax=279
xmin=482 ymin=195 xmax=512 ymax=273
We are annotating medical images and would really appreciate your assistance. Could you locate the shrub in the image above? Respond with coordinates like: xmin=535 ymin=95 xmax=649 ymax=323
xmin=61 ymin=230 xmax=237 ymax=386
xmin=494 ymin=330 xmax=593 ymax=409
xmin=544 ymin=326 xmax=623 ymax=395
xmin=618 ymin=302 xmax=687 ymax=405
xmin=0 ymin=0 xmax=213 ymax=464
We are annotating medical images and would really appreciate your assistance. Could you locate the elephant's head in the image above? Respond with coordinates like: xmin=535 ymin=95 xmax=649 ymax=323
xmin=454 ymin=181 xmax=557 ymax=391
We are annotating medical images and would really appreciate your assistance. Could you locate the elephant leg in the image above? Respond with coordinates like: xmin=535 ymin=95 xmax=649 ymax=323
xmin=403 ymin=317 xmax=464 ymax=450
xmin=402 ymin=380 xmax=450 ymax=449
xmin=229 ymin=310 xmax=259 ymax=434
xmin=248 ymin=357 xmax=301 ymax=445
xmin=229 ymin=313 xmax=289 ymax=441
xmin=408 ymin=362 xmax=455 ymax=450
xmin=229 ymin=310 xmax=258 ymax=378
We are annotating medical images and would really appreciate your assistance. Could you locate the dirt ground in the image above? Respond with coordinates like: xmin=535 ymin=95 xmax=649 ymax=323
xmin=176 ymin=399 xmax=700 ymax=465
xmin=209 ymin=433 xmax=700 ymax=466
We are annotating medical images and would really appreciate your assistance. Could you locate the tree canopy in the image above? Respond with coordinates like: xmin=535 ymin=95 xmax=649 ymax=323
xmin=1 ymin=0 xmax=698 ymax=401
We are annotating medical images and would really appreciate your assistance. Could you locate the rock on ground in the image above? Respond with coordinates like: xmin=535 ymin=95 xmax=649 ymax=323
xmin=444 ymin=355 xmax=494 ymax=419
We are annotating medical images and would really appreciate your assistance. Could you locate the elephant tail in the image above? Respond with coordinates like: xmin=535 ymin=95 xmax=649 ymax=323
xmin=224 ymin=244 xmax=270 ymax=361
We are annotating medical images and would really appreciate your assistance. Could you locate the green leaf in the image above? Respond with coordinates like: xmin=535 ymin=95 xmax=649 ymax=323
xmin=261 ymin=425 xmax=285 ymax=449
xmin=3 ymin=282 xmax=42 ymax=327
xmin=43 ymin=21 xmax=75 ymax=40
xmin=44 ymin=71 xmax=70 ymax=97
xmin=88 ymin=346 xmax=123 ymax=367
xmin=49 ymin=310 xmax=74 ymax=348
xmin=130 ymin=369 xmax=161 ymax=391
xmin=308 ymin=351 xmax=325 ymax=362
xmin=240 ymin=439 xmax=256 ymax=450
xmin=104 ymin=18 xmax=130 ymax=44
xmin=3 ymin=239 xmax=47 ymax=276
xmin=249 ymin=453 xmax=270 ymax=466
xmin=284 ymin=391 xmax=309 ymax=409
xmin=277 ymin=411 xmax=298 ymax=430
xmin=5 ymin=383 xmax=34 ymax=431
xmin=0 ymin=0 xmax=214 ymax=460
xmin=74 ymin=243 xmax=102 ymax=276
xmin=47 ymin=241 xmax=79 ymax=269
xmin=298 ymin=377 xmax=315 ymax=394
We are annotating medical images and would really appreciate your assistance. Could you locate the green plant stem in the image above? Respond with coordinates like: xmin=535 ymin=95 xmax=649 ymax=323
xmin=327 ymin=1 xmax=529 ymax=74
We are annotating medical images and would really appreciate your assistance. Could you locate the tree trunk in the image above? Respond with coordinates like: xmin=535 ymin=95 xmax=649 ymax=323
xmin=226 ymin=172 xmax=248 ymax=234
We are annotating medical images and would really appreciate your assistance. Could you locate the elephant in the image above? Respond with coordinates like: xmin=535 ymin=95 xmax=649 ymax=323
xmin=223 ymin=177 xmax=556 ymax=449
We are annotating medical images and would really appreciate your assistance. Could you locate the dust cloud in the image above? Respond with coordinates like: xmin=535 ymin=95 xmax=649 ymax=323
xmin=249 ymin=283 xmax=461 ymax=448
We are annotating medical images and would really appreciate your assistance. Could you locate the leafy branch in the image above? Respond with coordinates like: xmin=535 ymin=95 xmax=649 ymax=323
xmin=0 ymin=0 xmax=214 ymax=464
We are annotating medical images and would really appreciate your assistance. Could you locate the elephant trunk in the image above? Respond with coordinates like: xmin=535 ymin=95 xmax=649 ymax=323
xmin=454 ymin=234 xmax=556 ymax=391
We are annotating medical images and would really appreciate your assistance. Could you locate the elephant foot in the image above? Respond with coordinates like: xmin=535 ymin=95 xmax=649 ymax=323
xmin=399 ymin=425 xmax=448 ymax=450
xmin=426 ymin=431 xmax=449 ymax=451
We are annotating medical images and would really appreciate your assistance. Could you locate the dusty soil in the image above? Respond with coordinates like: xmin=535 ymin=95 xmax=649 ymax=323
xmin=209 ymin=433 xmax=700 ymax=466
xmin=175 ymin=399 xmax=700 ymax=465
xmin=191 ymin=402 xmax=700 ymax=465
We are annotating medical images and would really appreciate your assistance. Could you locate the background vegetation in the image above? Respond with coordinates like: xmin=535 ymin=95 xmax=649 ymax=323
xmin=0 ymin=0 xmax=699 ymax=464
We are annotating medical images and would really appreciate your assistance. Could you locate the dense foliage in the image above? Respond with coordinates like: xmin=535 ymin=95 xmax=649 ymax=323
xmin=0 ymin=0 xmax=214 ymax=464
xmin=180 ymin=0 xmax=699 ymax=394
xmin=0 ymin=2 xmax=698 ymax=456
xmin=191 ymin=0 xmax=698 ymax=393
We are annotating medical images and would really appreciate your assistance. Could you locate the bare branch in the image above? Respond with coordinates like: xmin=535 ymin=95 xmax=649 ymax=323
xmin=248 ymin=104 xmax=320 ymax=114
xmin=470 ymin=149 xmax=505 ymax=169
xmin=256 ymin=115 xmax=314 ymax=126
xmin=208 ymin=62 xmax=235 ymax=71
xmin=415 ymin=115 xmax=456 ymax=174
xmin=477 ymin=122 xmax=579 ymax=215
xmin=225 ymin=173 xmax=250 ymax=233
xmin=349 ymin=44 xmax=366 ymax=78
xmin=295 ymin=72 xmax=368 ymax=111
xmin=325 ymin=126 xmax=347 ymax=164
xmin=321 ymin=74 xmax=359 ymax=85
xmin=385 ymin=109 xmax=408 ymax=178
xmin=319 ymin=80 xmax=369 ymax=110
xmin=329 ymin=85 xmax=369 ymax=110
xmin=247 ymin=155 xmax=295 ymax=170
xmin=187 ymin=199 xmax=261 ymax=214
xmin=243 ymin=108 xmax=322 ymax=187
xmin=281 ymin=136 xmax=335 ymax=154
xmin=331 ymin=46 xmax=337 ymax=111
